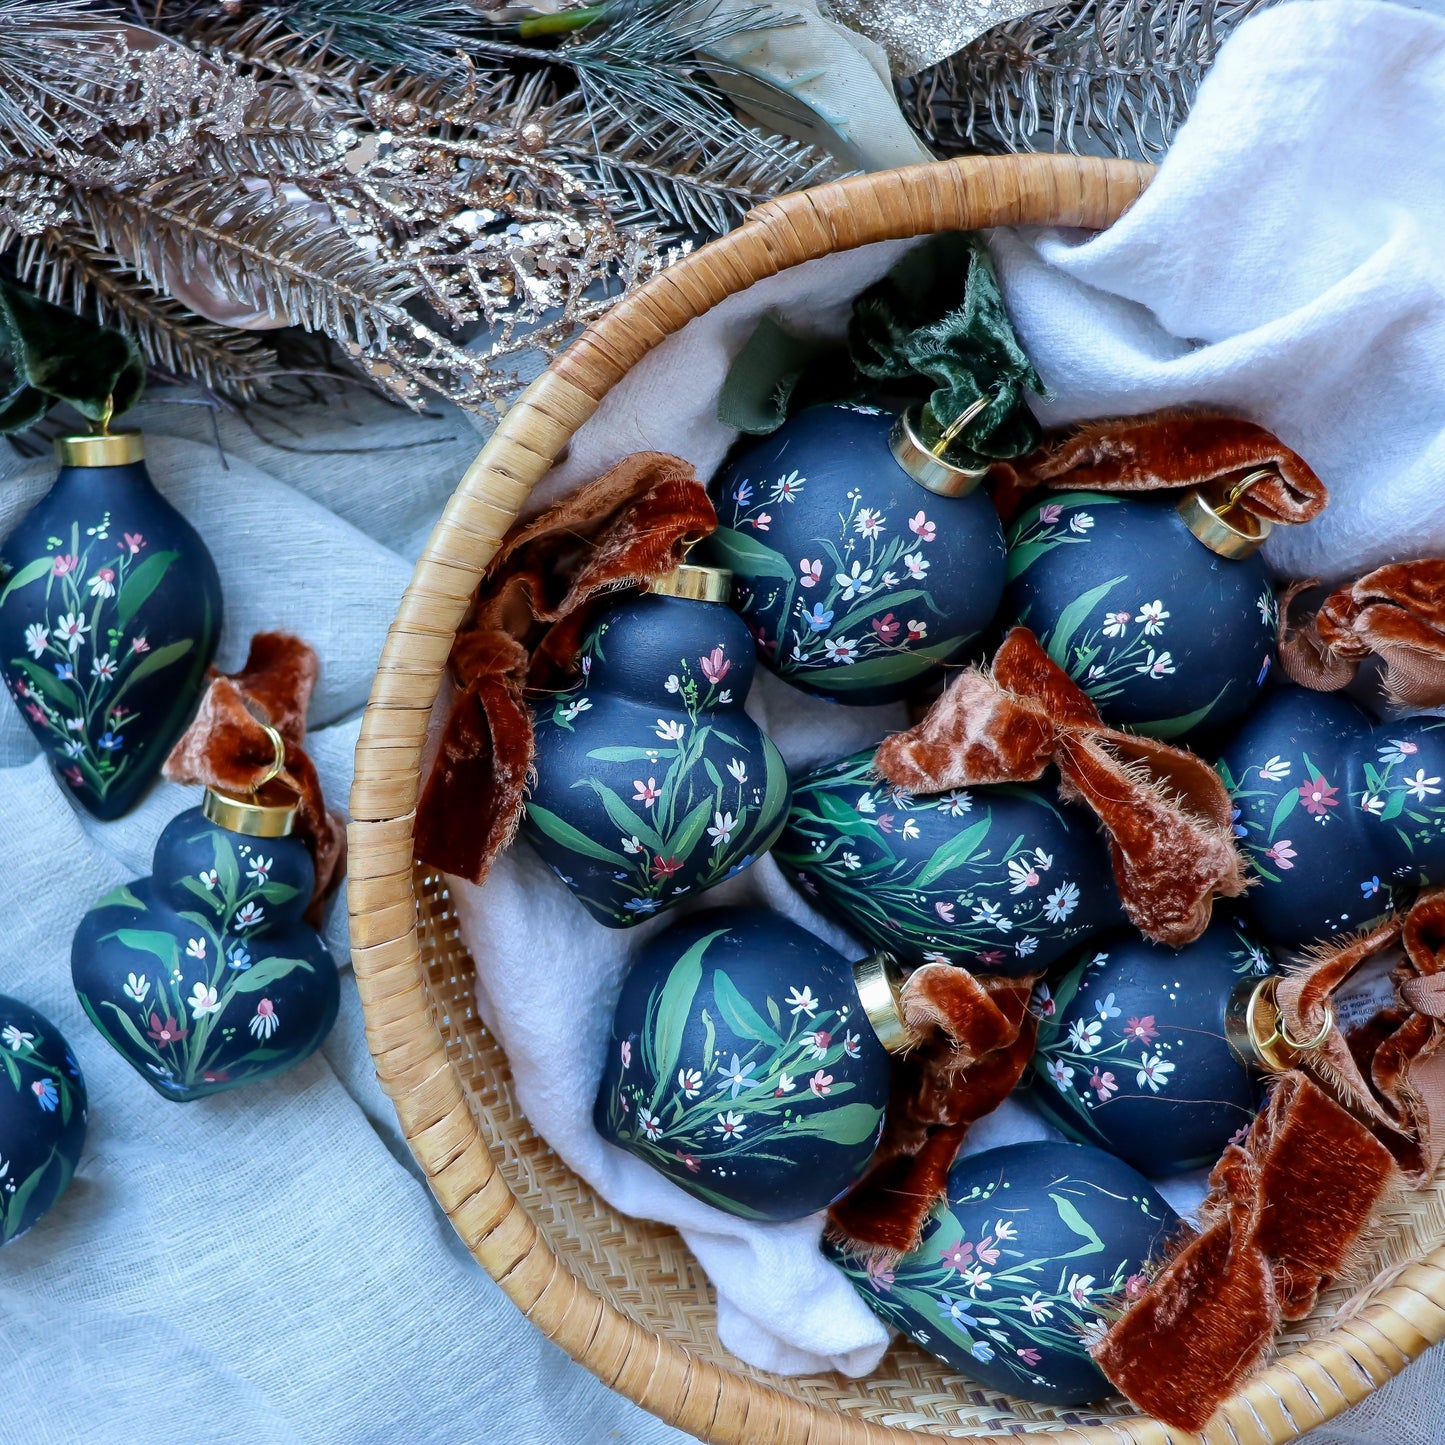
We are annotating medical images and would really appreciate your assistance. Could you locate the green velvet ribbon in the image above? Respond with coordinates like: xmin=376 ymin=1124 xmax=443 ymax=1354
xmin=0 ymin=279 xmax=144 ymax=435
xmin=717 ymin=233 xmax=1044 ymax=468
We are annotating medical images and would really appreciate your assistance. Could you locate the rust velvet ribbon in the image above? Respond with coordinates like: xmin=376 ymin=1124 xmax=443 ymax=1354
xmin=1279 ymin=561 xmax=1445 ymax=708
xmin=874 ymin=627 xmax=1247 ymax=947
xmin=164 ymin=631 xmax=343 ymax=918
xmin=415 ymin=452 xmax=716 ymax=885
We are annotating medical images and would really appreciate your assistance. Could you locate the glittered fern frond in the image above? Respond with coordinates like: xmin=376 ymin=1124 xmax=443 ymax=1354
xmin=905 ymin=0 xmax=1279 ymax=161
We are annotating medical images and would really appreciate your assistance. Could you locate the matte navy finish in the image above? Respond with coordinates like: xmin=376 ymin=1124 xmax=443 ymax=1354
xmin=1218 ymin=686 xmax=1445 ymax=947
xmin=523 ymin=592 xmax=789 ymax=927
xmin=705 ymin=403 xmax=1007 ymax=705
xmin=0 ymin=994 xmax=87 ymax=1246
xmin=776 ymin=748 xmax=1124 ymax=976
xmin=594 ymin=909 xmax=890 ymax=1221
xmin=1030 ymin=922 xmax=1276 ymax=1175
xmin=1003 ymin=492 xmax=1276 ymax=739
xmin=0 ymin=458 xmax=222 ymax=818
xmin=72 ymin=807 xmax=339 ymax=1101
xmin=829 ymin=1141 xmax=1179 ymax=1404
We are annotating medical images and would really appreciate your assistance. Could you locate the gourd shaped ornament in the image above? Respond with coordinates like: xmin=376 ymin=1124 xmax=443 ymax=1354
xmin=0 ymin=994 xmax=87 ymax=1246
xmin=706 ymin=402 xmax=1007 ymax=705
xmin=828 ymin=1141 xmax=1179 ymax=1405
xmin=0 ymin=428 xmax=222 ymax=818
xmin=1030 ymin=920 xmax=1279 ymax=1176
xmin=594 ymin=908 xmax=909 ymax=1220
xmin=1219 ymin=685 xmax=1445 ymax=947
xmin=776 ymin=747 xmax=1123 ymax=976
xmin=71 ymin=741 xmax=339 ymax=1101
xmin=523 ymin=563 xmax=790 ymax=927
xmin=1002 ymin=478 xmax=1277 ymax=740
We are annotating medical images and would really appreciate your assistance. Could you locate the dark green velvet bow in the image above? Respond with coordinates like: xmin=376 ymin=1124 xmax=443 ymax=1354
xmin=0 ymin=278 xmax=144 ymax=435
xmin=717 ymin=233 xmax=1044 ymax=469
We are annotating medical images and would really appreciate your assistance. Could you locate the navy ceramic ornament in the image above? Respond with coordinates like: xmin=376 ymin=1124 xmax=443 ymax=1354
xmin=776 ymin=748 xmax=1124 ymax=977
xmin=523 ymin=563 xmax=790 ymax=927
xmin=829 ymin=1141 xmax=1178 ymax=1404
xmin=71 ymin=778 xmax=339 ymax=1101
xmin=0 ymin=430 xmax=222 ymax=818
xmin=1030 ymin=921 xmax=1276 ymax=1176
xmin=1218 ymin=685 xmax=1445 ymax=947
xmin=1002 ymin=489 xmax=1276 ymax=739
xmin=705 ymin=403 xmax=1007 ymax=705
xmin=594 ymin=908 xmax=908 ymax=1220
xmin=0 ymin=995 xmax=87 ymax=1245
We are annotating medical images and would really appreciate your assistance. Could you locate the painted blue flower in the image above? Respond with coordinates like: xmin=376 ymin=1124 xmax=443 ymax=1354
xmin=1230 ymin=807 xmax=1247 ymax=838
xmin=733 ymin=480 xmax=753 ymax=508
xmin=937 ymin=1293 xmax=979 ymax=1330
xmin=53 ymin=662 xmax=74 ymax=681
xmin=970 ymin=1340 xmax=995 ymax=1363
xmin=1256 ymin=654 xmax=1273 ymax=687
xmin=805 ymin=603 xmax=834 ymax=633
xmin=725 ymin=855 xmax=754 ymax=879
xmin=624 ymin=897 xmax=660 ymax=914
xmin=98 ymin=731 xmax=123 ymax=751
xmin=1361 ymin=876 xmax=1382 ymax=898
xmin=31 ymin=1079 xmax=58 ymax=1112
xmin=228 ymin=947 xmax=252 ymax=971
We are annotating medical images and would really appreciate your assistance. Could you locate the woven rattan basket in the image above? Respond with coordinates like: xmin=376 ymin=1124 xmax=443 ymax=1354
xmin=348 ymin=153 xmax=1445 ymax=1443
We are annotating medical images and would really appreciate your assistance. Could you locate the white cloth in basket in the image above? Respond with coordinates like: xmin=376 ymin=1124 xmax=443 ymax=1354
xmin=453 ymin=0 xmax=1445 ymax=1406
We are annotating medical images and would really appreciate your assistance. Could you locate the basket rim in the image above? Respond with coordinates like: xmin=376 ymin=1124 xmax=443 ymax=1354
xmin=348 ymin=152 xmax=1445 ymax=1445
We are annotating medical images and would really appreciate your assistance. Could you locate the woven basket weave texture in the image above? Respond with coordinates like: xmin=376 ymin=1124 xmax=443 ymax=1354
xmin=348 ymin=153 xmax=1445 ymax=1444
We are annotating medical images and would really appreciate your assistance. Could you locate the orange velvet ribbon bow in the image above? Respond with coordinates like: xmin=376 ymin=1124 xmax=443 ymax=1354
xmin=874 ymin=626 xmax=1248 ymax=947
xmin=1279 ymin=560 xmax=1445 ymax=709
xmin=164 ymin=632 xmax=344 ymax=919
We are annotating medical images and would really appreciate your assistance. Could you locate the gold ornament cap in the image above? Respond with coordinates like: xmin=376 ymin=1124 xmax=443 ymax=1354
xmin=1225 ymin=975 xmax=1334 ymax=1073
xmin=649 ymin=561 xmax=732 ymax=604
xmin=1177 ymin=469 xmax=1276 ymax=559
xmin=852 ymin=950 xmax=913 ymax=1054
xmin=55 ymin=431 xmax=145 ymax=468
xmin=888 ymin=400 xmax=992 ymax=498
xmin=200 ymin=724 xmax=297 ymax=838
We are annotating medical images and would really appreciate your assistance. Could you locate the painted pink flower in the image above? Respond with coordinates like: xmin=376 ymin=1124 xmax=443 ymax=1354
xmin=876 ymin=813 xmax=895 ymax=834
xmin=699 ymin=647 xmax=730 ymax=685
xmin=1090 ymin=1069 xmax=1117 ymax=1101
xmin=749 ymin=512 xmax=772 ymax=532
xmin=146 ymin=1012 xmax=188 ymax=1045
xmin=51 ymin=553 xmax=79 ymax=577
xmin=1298 ymin=776 xmax=1340 ymax=816
xmin=62 ymin=765 xmax=83 ymax=788
xmin=934 ymin=900 xmax=955 ymax=923
xmin=977 ymin=949 xmax=1007 ymax=967
xmin=131 ymin=635 xmax=150 ymax=654
xmin=798 ymin=558 xmax=823 ymax=588
xmin=24 ymin=703 xmax=45 ymax=724
xmin=1016 ymin=1347 xmax=1042 ymax=1365
xmin=1125 ymin=1272 xmax=1148 ymax=1300
xmin=1038 ymin=504 xmax=1063 ymax=525
xmin=939 ymin=1241 xmax=974 ymax=1271
xmin=871 ymin=613 xmax=901 ymax=644
xmin=675 ymin=1150 xmax=700 ymax=1173
xmin=121 ymin=532 xmax=145 ymax=554
xmin=809 ymin=1070 xmax=834 ymax=1098
xmin=632 ymin=777 xmax=661 ymax=808
xmin=1266 ymin=839 xmax=1297 ymax=870
xmin=1123 ymin=1015 xmax=1158 ymax=1043
xmin=650 ymin=854 xmax=683 ymax=881
xmin=620 ymin=1040 xmax=632 ymax=1068
xmin=908 ymin=510 xmax=937 ymax=542
xmin=975 ymin=1236 xmax=1000 ymax=1266
xmin=865 ymin=1256 xmax=895 ymax=1292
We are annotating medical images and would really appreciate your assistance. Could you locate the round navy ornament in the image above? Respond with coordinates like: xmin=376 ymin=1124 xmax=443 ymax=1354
xmin=1218 ymin=685 xmax=1445 ymax=947
xmin=775 ymin=748 xmax=1123 ymax=977
xmin=0 ymin=995 xmax=87 ymax=1245
xmin=522 ymin=563 xmax=790 ymax=927
xmin=1030 ymin=921 xmax=1276 ymax=1176
xmin=71 ymin=780 xmax=339 ymax=1101
xmin=1002 ymin=489 xmax=1276 ymax=739
xmin=594 ymin=908 xmax=907 ymax=1220
xmin=705 ymin=403 xmax=1007 ymax=705
xmin=828 ymin=1141 xmax=1178 ymax=1405
xmin=0 ymin=430 xmax=222 ymax=818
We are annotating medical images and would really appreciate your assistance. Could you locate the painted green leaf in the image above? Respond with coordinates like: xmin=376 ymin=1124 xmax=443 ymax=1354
xmin=836 ymin=586 xmax=929 ymax=631
xmin=0 ymin=555 xmax=54 ymax=608
xmin=104 ymin=928 xmax=180 ymax=969
xmin=227 ymin=953 xmax=316 ymax=993
xmin=3 ymin=1148 xmax=57 ymax=1243
xmin=580 ymin=781 xmax=665 ymax=856
xmin=1382 ymin=791 xmax=1407 ymax=821
xmin=712 ymin=968 xmax=783 ymax=1047
xmin=12 ymin=657 xmax=79 ymax=710
xmin=116 ymin=549 xmax=178 ymax=629
xmin=788 ymin=1101 xmax=883 ymax=1146
xmin=1045 ymin=575 xmax=1128 ymax=667
xmin=109 ymin=638 xmax=194 ymax=709
xmin=258 ymin=879 xmax=301 ymax=906
xmin=1132 ymin=683 xmax=1230 ymax=741
xmin=649 ymin=930 xmax=723 ymax=1110
xmin=586 ymin=746 xmax=665 ymax=763
xmin=1049 ymin=1191 xmax=1106 ymax=1259
xmin=525 ymin=803 xmax=629 ymax=866
xmin=1268 ymin=785 xmax=1299 ymax=838
xmin=708 ymin=526 xmax=795 ymax=581
xmin=914 ymin=816 xmax=994 ymax=889
xmin=210 ymin=829 xmax=240 ymax=900
xmin=670 ymin=797 xmax=715 ymax=862
xmin=796 ymin=638 xmax=964 ymax=691
xmin=180 ymin=875 xmax=226 ymax=912
xmin=91 ymin=882 xmax=145 ymax=912
xmin=96 ymin=997 xmax=165 ymax=1063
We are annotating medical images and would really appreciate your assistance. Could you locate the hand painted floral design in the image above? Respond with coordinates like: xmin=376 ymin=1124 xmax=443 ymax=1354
xmin=0 ymin=520 xmax=198 ymax=808
xmin=776 ymin=749 xmax=1120 ymax=976
xmin=72 ymin=812 xmax=339 ymax=1101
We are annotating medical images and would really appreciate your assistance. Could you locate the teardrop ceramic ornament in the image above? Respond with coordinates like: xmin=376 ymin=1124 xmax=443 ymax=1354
xmin=523 ymin=564 xmax=790 ymax=927
xmin=0 ymin=431 xmax=222 ymax=818
xmin=1001 ymin=491 xmax=1276 ymax=739
xmin=1030 ymin=921 xmax=1276 ymax=1175
xmin=705 ymin=403 xmax=1007 ymax=705
xmin=775 ymin=747 xmax=1123 ymax=976
xmin=828 ymin=1141 xmax=1179 ymax=1404
xmin=71 ymin=783 xmax=339 ymax=1100
xmin=0 ymin=994 xmax=87 ymax=1245
xmin=594 ymin=908 xmax=908 ymax=1220
xmin=1218 ymin=685 xmax=1445 ymax=947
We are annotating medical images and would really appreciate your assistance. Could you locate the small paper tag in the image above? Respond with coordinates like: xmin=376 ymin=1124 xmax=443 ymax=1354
xmin=1333 ymin=947 xmax=1402 ymax=1032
